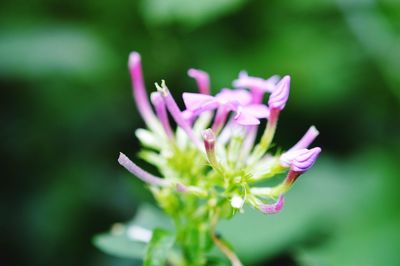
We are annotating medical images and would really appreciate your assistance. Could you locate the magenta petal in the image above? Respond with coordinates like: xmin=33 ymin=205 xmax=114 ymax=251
xmin=216 ymin=88 xmax=252 ymax=106
xmin=268 ymin=75 xmax=290 ymax=110
xmin=291 ymin=147 xmax=321 ymax=172
xmin=266 ymin=75 xmax=281 ymax=86
xmin=118 ymin=153 xmax=169 ymax=186
xmin=188 ymin=68 xmax=210 ymax=95
xmin=233 ymin=72 xmax=280 ymax=94
xmin=176 ymin=183 xmax=189 ymax=193
xmin=281 ymin=147 xmax=321 ymax=172
xmin=280 ymin=149 xmax=306 ymax=167
xmin=182 ymin=92 xmax=215 ymax=111
xmin=150 ymin=92 xmax=174 ymax=139
xmin=157 ymin=81 xmax=203 ymax=149
xmin=128 ymin=52 xmax=157 ymax=127
xmin=259 ymin=195 xmax=285 ymax=214
xmin=234 ymin=107 xmax=260 ymax=125
xmin=243 ymin=104 xmax=270 ymax=118
xmin=287 ymin=126 xmax=319 ymax=152
xmin=182 ymin=109 xmax=195 ymax=121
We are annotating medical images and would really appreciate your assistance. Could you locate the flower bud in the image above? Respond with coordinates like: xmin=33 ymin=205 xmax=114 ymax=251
xmin=281 ymin=147 xmax=321 ymax=173
xmin=268 ymin=75 xmax=290 ymax=111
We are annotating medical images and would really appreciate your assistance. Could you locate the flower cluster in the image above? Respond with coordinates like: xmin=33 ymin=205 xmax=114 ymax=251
xmin=118 ymin=51 xmax=321 ymax=264
xmin=119 ymin=51 xmax=320 ymax=214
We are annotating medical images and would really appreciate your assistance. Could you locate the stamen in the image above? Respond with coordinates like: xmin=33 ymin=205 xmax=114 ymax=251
xmin=156 ymin=80 xmax=203 ymax=150
xmin=150 ymin=92 xmax=174 ymax=140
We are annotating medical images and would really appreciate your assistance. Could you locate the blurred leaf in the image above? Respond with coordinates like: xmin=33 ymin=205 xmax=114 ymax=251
xmin=0 ymin=25 xmax=115 ymax=79
xmin=143 ymin=228 xmax=175 ymax=266
xmin=218 ymin=151 xmax=397 ymax=265
xmin=126 ymin=203 xmax=173 ymax=230
xmin=140 ymin=0 xmax=247 ymax=28
xmin=94 ymin=233 xmax=147 ymax=259
xmin=295 ymin=150 xmax=400 ymax=266
xmin=296 ymin=217 xmax=400 ymax=266
xmin=217 ymin=159 xmax=345 ymax=264
xmin=94 ymin=204 xmax=173 ymax=259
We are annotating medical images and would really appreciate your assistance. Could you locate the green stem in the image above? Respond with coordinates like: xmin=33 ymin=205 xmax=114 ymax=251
xmin=211 ymin=208 xmax=243 ymax=266
xmin=248 ymin=108 xmax=280 ymax=166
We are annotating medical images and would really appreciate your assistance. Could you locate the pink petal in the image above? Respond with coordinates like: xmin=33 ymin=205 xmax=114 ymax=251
xmin=280 ymin=147 xmax=321 ymax=173
xmin=128 ymin=52 xmax=158 ymax=128
xmin=216 ymin=89 xmax=252 ymax=106
xmin=157 ymin=82 xmax=203 ymax=149
xmin=188 ymin=68 xmax=210 ymax=95
xmin=118 ymin=153 xmax=170 ymax=186
xmin=234 ymin=107 xmax=260 ymax=125
xmin=259 ymin=195 xmax=285 ymax=214
xmin=182 ymin=92 xmax=215 ymax=111
xmin=268 ymin=75 xmax=290 ymax=110
xmin=150 ymin=92 xmax=174 ymax=139
xmin=243 ymin=104 xmax=270 ymax=118
xmin=287 ymin=126 xmax=319 ymax=152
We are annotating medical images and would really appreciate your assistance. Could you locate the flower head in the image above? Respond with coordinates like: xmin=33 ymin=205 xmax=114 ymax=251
xmin=119 ymin=51 xmax=321 ymax=220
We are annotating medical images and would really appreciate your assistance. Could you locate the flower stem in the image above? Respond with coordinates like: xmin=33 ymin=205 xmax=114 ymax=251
xmin=248 ymin=108 xmax=279 ymax=165
xmin=211 ymin=208 xmax=243 ymax=266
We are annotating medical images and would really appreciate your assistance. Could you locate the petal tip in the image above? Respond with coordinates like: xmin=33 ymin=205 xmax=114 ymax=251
xmin=259 ymin=195 xmax=285 ymax=214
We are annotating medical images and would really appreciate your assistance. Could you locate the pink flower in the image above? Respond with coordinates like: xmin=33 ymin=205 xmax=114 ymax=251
xmin=120 ymin=51 xmax=322 ymax=218
xmin=182 ymin=89 xmax=269 ymax=126
xmin=233 ymin=71 xmax=280 ymax=103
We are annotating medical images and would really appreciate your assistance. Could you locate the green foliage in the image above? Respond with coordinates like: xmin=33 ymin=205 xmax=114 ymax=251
xmin=0 ymin=26 xmax=115 ymax=79
xmin=144 ymin=229 xmax=175 ymax=266
xmin=93 ymin=204 xmax=172 ymax=259
xmin=2 ymin=0 xmax=399 ymax=265
xmin=94 ymin=233 xmax=147 ymax=259
xmin=140 ymin=0 xmax=247 ymax=28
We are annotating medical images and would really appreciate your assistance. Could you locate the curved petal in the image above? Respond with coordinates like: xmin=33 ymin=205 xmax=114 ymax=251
xmin=243 ymin=104 xmax=270 ymax=118
xmin=188 ymin=68 xmax=210 ymax=95
xmin=259 ymin=195 xmax=285 ymax=214
xmin=182 ymin=92 xmax=215 ymax=111
xmin=234 ymin=107 xmax=260 ymax=125
xmin=268 ymin=75 xmax=290 ymax=110
xmin=216 ymin=88 xmax=252 ymax=106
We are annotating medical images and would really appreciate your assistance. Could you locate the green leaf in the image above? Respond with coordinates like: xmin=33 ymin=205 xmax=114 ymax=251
xmin=93 ymin=233 xmax=147 ymax=259
xmin=144 ymin=229 xmax=175 ymax=266
xmin=93 ymin=204 xmax=173 ymax=259
xmin=127 ymin=204 xmax=173 ymax=231
xmin=0 ymin=25 xmax=114 ymax=80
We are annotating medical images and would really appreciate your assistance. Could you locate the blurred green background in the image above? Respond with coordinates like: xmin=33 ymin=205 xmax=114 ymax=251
xmin=1 ymin=0 xmax=399 ymax=265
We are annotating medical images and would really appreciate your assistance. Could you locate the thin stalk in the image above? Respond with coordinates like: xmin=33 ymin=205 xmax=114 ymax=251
xmin=211 ymin=208 xmax=243 ymax=266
